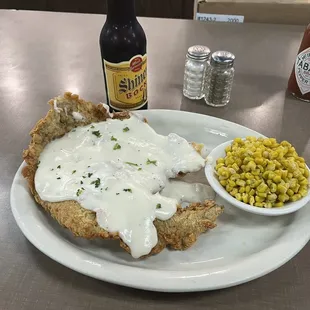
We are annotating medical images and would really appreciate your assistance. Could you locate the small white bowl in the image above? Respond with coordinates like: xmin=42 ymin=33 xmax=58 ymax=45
xmin=205 ymin=140 xmax=310 ymax=216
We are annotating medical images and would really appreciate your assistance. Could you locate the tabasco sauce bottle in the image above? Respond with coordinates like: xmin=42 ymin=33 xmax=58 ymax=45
xmin=288 ymin=24 xmax=310 ymax=102
xmin=99 ymin=0 xmax=148 ymax=111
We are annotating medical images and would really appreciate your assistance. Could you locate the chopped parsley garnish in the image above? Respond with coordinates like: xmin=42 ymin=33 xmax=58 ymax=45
xmin=113 ymin=143 xmax=121 ymax=150
xmin=92 ymin=130 xmax=102 ymax=138
xmin=105 ymin=187 xmax=108 ymax=191
xmin=72 ymin=129 xmax=76 ymax=132
xmin=80 ymin=181 xmax=83 ymax=184
xmin=125 ymin=162 xmax=138 ymax=167
xmin=57 ymin=165 xmax=61 ymax=169
xmin=146 ymin=158 xmax=157 ymax=166
xmin=116 ymin=193 xmax=120 ymax=195
xmin=76 ymin=188 xmax=84 ymax=196
xmin=51 ymin=168 xmax=54 ymax=171
xmin=72 ymin=170 xmax=76 ymax=174
xmin=123 ymin=127 xmax=130 ymax=132
xmin=38 ymin=161 xmax=40 ymax=165
xmin=82 ymin=176 xmax=86 ymax=179
xmin=123 ymin=188 xmax=132 ymax=193
xmin=91 ymin=178 xmax=101 ymax=188
xmin=90 ymin=125 xmax=95 ymax=129
xmin=88 ymin=173 xmax=93 ymax=178
xmin=57 ymin=177 xmax=61 ymax=180
xmin=156 ymin=203 xmax=162 ymax=209
xmin=138 ymin=168 xmax=142 ymax=171
xmin=111 ymin=136 xmax=117 ymax=141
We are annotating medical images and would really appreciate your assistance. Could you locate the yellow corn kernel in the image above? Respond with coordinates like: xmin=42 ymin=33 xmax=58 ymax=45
xmin=245 ymin=173 xmax=254 ymax=180
xmin=300 ymin=178 xmax=309 ymax=186
xmin=264 ymin=202 xmax=272 ymax=208
xmin=249 ymin=189 xmax=256 ymax=196
xmin=230 ymin=174 xmax=241 ymax=181
xmin=278 ymin=194 xmax=289 ymax=202
xmin=225 ymin=157 xmax=234 ymax=166
xmin=241 ymin=165 xmax=250 ymax=172
xmin=216 ymin=163 xmax=225 ymax=170
xmin=263 ymin=171 xmax=270 ymax=179
xmin=274 ymin=160 xmax=282 ymax=168
xmin=287 ymin=189 xmax=294 ymax=197
xmin=277 ymin=183 xmax=288 ymax=194
xmin=230 ymin=188 xmax=238 ymax=197
xmin=231 ymin=163 xmax=239 ymax=172
xmin=249 ymin=196 xmax=255 ymax=205
xmin=267 ymin=193 xmax=277 ymax=201
xmin=255 ymin=195 xmax=265 ymax=202
xmin=281 ymin=170 xmax=288 ymax=179
xmin=257 ymin=165 xmax=264 ymax=173
xmin=293 ymin=169 xmax=301 ymax=178
xmin=252 ymin=169 xmax=261 ymax=176
xmin=247 ymin=161 xmax=256 ymax=171
xmin=257 ymin=192 xmax=267 ymax=198
xmin=228 ymin=168 xmax=237 ymax=175
xmin=274 ymin=201 xmax=284 ymax=208
xmin=304 ymin=169 xmax=309 ymax=178
xmin=270 ymin=151 xmax=278 ymax=159
xmin=254 ymin=202 xmax=264 ymax=207
xmin=225 ymin=145 xmax=232 ymax=153
xmin=226 ymin=185 xmax=233 ymax=192
xmin=220 ymin=180 xmax=227 ymax=187
xmin=266 ymin=180 xmax=273 ymax=186
xmin=234 ymin=137 xmax=243 ymax=144
xmin=270 ymin=183 xmax=277 ymax=193
xmin=235 ymin=193 xmax=242 ymax=201
xmin=266 ymin=163 xmax=276 ymax=171
xmin=290 ymin=194 xmax=301 ymax=202
xmin=257 ymin=182 xmax=268 ymax=193
xmin=236 ymin=179 xmax=246 ymax=187
xmin=239 ymin=186 xmax=245 ymax=194
xmin=287 ymin=172 xmax=293 ymax=179
xmin=254 ymin=157 xmax=264 ymax=165
xmin=268 ymin=172 xmax=276 ymax=180
xmin=281 ymin=141 xmax=291 ymax=148
xmin=242 ymin=193 xmax=249 ymax=203
xmin=228 ymin=180 xmax=236 ymax=187
xmin=240 ymin=173 xmax=246 ymax=180
xmin=216 ymin=158 xmax=225 ymax=164
xmin=245 ymin=185 xmax=251 ymax=193
xmin=299 ymin=186 xmax=308 ymax=197
xmin=263 ymin=139 xmax=272 ymax=147
xmin=273 ymin=175 xmax=282 ymax=184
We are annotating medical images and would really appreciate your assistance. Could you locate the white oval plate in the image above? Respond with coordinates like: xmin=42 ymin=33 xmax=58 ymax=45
xmin=11 ymin=110 xmax=310 ymax=292
xmin=205 ymin=140 xmax=310 ymax=216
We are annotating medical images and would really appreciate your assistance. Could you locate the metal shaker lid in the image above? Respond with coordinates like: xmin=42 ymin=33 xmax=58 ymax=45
xmin=187 ymin=45 xmax=211 ymax=60
xmin=211 ymin=51 xmax=235 ymax=68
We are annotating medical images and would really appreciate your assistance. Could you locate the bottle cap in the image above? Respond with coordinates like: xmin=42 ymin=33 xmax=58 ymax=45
xmin=211 ymin=51 xmax=235 ymax=68
xmin=187 ymin=45 xmax=211 ymax=60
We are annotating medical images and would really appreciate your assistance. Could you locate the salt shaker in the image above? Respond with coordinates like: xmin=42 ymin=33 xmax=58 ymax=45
xmin=204 ymin=51 xmax=235 ymax=107
xmin=183 ymin=45 xmax=211 ymax=100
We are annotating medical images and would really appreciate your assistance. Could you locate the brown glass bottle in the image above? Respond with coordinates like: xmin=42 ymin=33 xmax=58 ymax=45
xmin=99 ymin=0 xmax=148 ymax=111
xmin=288 ymin=23 xmax=310 ymax=102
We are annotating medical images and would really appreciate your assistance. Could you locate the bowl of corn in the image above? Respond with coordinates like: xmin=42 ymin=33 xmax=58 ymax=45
xmin=205 ymin=136 xmax=310 ymax=216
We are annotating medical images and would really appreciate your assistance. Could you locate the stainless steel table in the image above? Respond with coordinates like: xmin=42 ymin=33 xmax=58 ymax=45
xmin=1 ymin=10 xmax=309 ymax=310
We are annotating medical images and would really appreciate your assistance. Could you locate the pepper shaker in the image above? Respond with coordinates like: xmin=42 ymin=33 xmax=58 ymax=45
xmin=183 ymin=45 xmax=211 ymax=100
xmin=204 ymin=51 xmax=235 ymax=107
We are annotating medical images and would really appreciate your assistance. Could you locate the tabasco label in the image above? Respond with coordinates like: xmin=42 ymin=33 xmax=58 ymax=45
xmin=295 ymin=47 xmax=310 ymax=95
xmin=104 ymin=54 xmax=147 ymax=110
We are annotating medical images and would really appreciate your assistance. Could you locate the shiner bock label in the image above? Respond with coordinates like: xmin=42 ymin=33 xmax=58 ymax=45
xmin=104 ymin=54 xmax=147 ymax=110
xmin=295 ymin=47 xmax=310 ymax=95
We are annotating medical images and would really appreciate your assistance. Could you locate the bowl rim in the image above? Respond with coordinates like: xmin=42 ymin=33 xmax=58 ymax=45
xmin=205 ymin=140 xmax=310 ymax=216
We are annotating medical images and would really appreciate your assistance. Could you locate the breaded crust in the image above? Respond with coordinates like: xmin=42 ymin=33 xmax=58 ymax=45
xmin=22 ymin=92 xmax=223 ymax=257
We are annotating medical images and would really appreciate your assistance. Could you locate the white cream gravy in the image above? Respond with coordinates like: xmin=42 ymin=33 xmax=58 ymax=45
xmin=35 ymin=114 xmax=206 ymax=258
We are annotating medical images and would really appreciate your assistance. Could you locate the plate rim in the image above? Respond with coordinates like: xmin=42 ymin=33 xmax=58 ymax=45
xmin=10 ymin=109 xmax=310 ymax=292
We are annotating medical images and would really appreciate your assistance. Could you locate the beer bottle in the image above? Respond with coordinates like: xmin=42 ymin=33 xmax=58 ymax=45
xmin=99 ymin=0 xmax=148 ymax=111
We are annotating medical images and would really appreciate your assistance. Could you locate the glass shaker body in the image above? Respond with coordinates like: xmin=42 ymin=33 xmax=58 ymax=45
xmin=204 ymin=51 xmax=235 ymax=107
xmin=183 ymin=45 xmax=211 ymax=100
